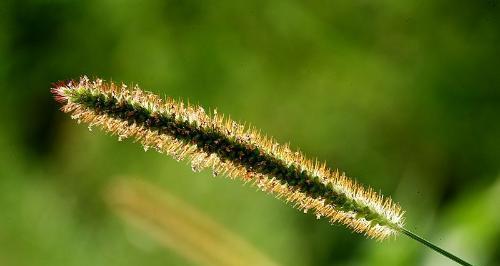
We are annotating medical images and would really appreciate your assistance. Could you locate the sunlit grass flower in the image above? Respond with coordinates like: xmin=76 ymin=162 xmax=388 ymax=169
xmin=52 ymin=76 xmax=472 ymax=265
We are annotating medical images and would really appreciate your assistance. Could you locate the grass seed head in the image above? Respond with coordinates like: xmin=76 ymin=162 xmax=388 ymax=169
xmin=52 ymin=76 xmax=405 ymax=240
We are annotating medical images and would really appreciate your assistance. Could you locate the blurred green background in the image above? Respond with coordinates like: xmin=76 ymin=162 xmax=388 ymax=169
xmin=0 ymin=0 xmax=499 ymax=265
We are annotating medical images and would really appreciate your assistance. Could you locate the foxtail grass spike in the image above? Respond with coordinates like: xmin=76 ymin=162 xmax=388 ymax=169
xmin=51 ymin=76 xmax=472 ymax=265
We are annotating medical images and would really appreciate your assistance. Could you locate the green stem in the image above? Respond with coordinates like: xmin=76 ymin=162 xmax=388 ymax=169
xmin=400 ymin=228 xmax=472 ymax=266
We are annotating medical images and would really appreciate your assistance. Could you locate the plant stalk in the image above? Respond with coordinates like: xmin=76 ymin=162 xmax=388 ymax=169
xmin=400 ymin=228 xmax=472 ymax=266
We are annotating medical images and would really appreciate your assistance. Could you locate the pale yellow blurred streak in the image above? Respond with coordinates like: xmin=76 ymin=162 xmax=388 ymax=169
xmin=105 ymin=178 xmax=279 ymax=266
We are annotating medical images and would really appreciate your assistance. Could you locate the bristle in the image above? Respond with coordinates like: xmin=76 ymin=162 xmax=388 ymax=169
xmin=51 ymin=76 xmax=405 ymax=240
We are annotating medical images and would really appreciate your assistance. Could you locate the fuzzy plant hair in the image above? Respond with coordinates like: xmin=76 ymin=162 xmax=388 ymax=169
xmin=52 ymin=76 xmax=472 ymax=266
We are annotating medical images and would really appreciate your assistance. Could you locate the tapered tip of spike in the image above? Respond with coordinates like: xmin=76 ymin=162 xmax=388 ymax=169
xmin=51 ymin=80 xmax=72 ymax=104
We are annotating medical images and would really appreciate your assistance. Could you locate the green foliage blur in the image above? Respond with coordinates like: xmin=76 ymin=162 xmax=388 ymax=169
xmin=0 ymin=0 xmax=499 ymax=265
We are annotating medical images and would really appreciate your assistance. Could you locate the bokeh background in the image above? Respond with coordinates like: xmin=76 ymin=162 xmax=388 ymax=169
xmin=0 ymin=1 xmax=499 ymax=265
